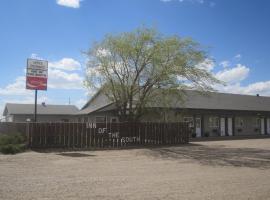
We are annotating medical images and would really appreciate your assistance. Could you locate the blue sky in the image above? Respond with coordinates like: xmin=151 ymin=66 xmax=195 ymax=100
xmin=1 ymin=0 xmax=270 ymax=116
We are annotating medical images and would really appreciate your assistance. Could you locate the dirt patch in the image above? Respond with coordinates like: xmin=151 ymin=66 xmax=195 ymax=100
xmin=1 ymin=139 xmax=270 ymax=200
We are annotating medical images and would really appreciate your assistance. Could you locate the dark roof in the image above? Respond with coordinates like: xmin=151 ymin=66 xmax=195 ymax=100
xmin=78 ymin=89 xmax=270 ymax=115
xmin=3 ymin=103 xmax=79 ymax=116
xmin=76 ymin=92 xmax=112 ymax=115
xmin=161 ymin=90 xmax=270 ymax=111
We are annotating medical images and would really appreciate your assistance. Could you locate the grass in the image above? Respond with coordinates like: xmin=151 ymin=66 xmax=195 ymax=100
xmin=0 ymin=133 xmax=26 ymax=154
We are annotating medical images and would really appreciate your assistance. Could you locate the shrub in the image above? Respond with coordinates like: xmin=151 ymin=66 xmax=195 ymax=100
xmin=191 ymin=133 xmax=196 ymax=138
xmin=0 ymin=133 xmax=26 ymax=154
xmin=0 ymin=144 xmax=26 ymax=154
xmin=204 ymin=132 xmax=209 ymax=137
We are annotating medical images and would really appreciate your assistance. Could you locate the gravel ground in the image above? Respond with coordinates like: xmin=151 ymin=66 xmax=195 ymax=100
xmin=1 ymin=138 xmax=270 ymax=200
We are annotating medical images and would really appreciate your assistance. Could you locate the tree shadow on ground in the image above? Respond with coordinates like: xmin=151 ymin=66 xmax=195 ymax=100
xmin=56 ymin=152 xmax=96 ymax=157
xmin=146 ymin=143 xmax=270 ymax=169
xmin=31 ymin=149 xmax=96 ymax=157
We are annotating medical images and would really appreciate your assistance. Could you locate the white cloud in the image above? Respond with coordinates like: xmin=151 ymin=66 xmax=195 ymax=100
xmin=48 ymin=69 xmax=83 ymax=89
xmin=213 ymin=61 xmax=270 ymax=96
xmin=56 ymin=0 xmax=81 ymax=8
xmin=3 ymin=95 xmax=50 ymax=105
xmin=215 ymin=81 xmax=270 ymax=97
xmin=0 ymin=76 xmax=31 ymax=96
xmin=215 ymin=64 xmax=249 ymax=83
xmin=74 ymin=98 xmax=87 ymax=109
xmin=196 ymin=58 xmax=215 ymax=72
xmin=49 ymin=58 xmax=81 ymax=71
xmin=219 ymin=60 xmax=230 ymax=68
xmin=234 ymin=54 xmax=242 ymax=60
xmin=239 ymin=81 xmax=270 ymax=95
xmin=96 ymin=48 xmax=111 ymax=57
xmin=30 ymin=53 xmax=43 ymax=60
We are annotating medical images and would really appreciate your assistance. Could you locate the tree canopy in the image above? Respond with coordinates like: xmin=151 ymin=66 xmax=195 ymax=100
xmin=85 ymin=27 xmax=220 ymax=122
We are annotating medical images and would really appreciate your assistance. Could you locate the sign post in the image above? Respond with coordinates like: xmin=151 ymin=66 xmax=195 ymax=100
xmin=26 ymin=58 xmax=48 ymax=122
xmin=34 ymin=89 xmax=37 ymax=122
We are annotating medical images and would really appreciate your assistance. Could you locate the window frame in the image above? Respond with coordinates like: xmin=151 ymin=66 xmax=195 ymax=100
xmin=253 ymin=118 xmax=261 ymax=128
xmin=208 ymin=116 xmax=219 ymax=128
xmin=110 ymin=117 xmax=118 ymax=123
xmin=183 ymin=117 xmax=194 ymax=128
xmin=235 ymin=117 xmax=244 ymax=128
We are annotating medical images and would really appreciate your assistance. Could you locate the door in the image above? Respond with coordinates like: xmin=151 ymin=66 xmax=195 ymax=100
xmin=227 ymin=118 xmax=233 ymax=136
xmin=220 ymin=118 xmax=225 ymax=136
xmin=195 ymin=118 xmax=201 ymax=137
xmin=261 ymin=118 xmax=265 ymax=135
xmin=267 ymin=118 xmax=270 ymax=135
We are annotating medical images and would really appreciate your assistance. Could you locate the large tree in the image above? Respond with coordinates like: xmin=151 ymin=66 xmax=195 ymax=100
xmin=85 ymin=27 xmax=220 ymax=122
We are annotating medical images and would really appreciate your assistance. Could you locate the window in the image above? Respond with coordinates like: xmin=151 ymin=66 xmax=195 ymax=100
xmin=195 ymin=118 xmax=201 ymax=128
xmin=95 ymin=116 xmax=106 ymax=123
xmin=183 ymin=117 xmax=194 ymax=127
xmin=209 ymin=117 xmax=219 ymax=128
xmin=235 ymin=117 xmax=244 ymax=128
xmin=110 ymin=117 xmax=118 ymax=123
xmin=84 ymin=117 xmax=88 ymax=123
xmin=253 ymin=118 xmax=261 ymax=128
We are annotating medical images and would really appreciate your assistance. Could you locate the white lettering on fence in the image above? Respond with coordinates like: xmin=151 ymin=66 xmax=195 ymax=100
xmin=98 ymin=128 xmax=107 ymax=134
xmin=108 ymin=132 xmax=119 ymax=138
xmin=86 ymin=122 xmax=96 ymax=129
xmin=121 ymin=137 xmax=140 ymax=143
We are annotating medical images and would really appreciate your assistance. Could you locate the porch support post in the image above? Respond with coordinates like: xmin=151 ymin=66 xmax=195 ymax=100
xmin=201 ymin=115 xmax=204 ymax=137
xmin=232 ymin=116 xmax=235 ymax=136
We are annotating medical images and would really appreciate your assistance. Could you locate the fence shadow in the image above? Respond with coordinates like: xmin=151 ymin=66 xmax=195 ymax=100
xmin=146 ymin=143 xmax=270 ymax=169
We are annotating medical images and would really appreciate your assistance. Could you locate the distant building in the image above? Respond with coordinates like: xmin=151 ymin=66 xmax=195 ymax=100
xmin=76 ymin=89 xmax=270 ymax=137
xmin=2 ymin=103 xmax=79 ymax=122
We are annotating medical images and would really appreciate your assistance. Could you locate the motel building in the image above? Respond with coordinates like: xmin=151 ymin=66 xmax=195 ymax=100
xmin=76 ymin=90 xmax=270 ymax=138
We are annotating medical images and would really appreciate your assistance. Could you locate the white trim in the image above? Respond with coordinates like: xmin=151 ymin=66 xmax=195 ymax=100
xmin=267 ymin=118 xmax=270 ymax=135
xmin=227 ymin=118 xmax=233 ymax=136
xmin=261 ymin=118 xmax=265 ymax=135
xmin=220 ymin=118 xmax=225 ymax=136
xmin=195 ymin=117 xmax=201 ymax=137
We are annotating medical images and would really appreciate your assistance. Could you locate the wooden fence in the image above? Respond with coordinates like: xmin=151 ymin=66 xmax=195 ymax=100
xmin=27 ymin=122 xmax=190 ymax=149
xmin=0 ymin=122 xmax=27 ymax=136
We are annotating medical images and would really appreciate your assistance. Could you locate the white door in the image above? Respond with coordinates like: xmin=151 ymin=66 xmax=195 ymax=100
xmin=220 ymin=118 xmax=225 ymax=136
xmin=267 ymin=118 xmax=270 ymax=135
xmin=261 ymin=118 xmax=265 ymax=135
xmin=227 ymin=118 xmax=233 ymax=136
xmin=195 ymin=118 xmax=201 ymax=137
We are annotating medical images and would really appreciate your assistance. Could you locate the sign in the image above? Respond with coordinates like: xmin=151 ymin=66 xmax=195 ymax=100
xmin=26 ymin=58 xmax=48 ymax=90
